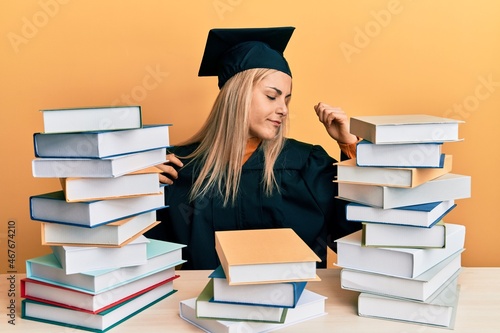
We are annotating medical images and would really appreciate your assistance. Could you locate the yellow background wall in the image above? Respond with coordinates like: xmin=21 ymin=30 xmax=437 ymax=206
xmin=1 ymin=0 xmax=499 ymax=273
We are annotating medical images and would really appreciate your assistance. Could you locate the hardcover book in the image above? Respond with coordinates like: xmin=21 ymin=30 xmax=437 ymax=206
xmin=335 ymin=223 xmax=465 ymax=278
xmin=32 ymin=147 xmax=167 ymax=178
xmin=335 ymin=155 xmax=452 ymax=188
xmin=34 ymin=124 xmax=171 ymax=158
xmin=215 ymin=228 xmax=321 ymax=285
xmin=350 ymin=114 xmax=463 ymax=144
xmin=209 ymin=265 xmax=307 ymax=308
xmin=362 ymin=221 xmax=447 ymax=248
xmin=40 ymin=105 xmax=142 ymax=134
xmin=30 ymin=190 xmax=166 ymax=228
xmin=345 ymin=200 xmax=456 ymax=228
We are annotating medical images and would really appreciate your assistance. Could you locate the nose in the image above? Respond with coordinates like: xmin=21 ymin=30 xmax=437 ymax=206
xmin=276 ymin=101 xmax=288 ymax=116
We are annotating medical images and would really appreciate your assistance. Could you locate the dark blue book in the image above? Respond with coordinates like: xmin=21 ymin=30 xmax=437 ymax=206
xmin=208 ymin=265 xmax=307 ymax=308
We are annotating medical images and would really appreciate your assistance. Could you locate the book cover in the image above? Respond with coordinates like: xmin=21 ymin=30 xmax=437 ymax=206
xmin=21 ymin=281 xmax=176 ymax=333
xmin=337 ymin=173 xmax=471 ymax=209
xmin=26 ymin=239 xmax=186 ymax=294
xmin=345 ymin=200 xmax=456 ymax=228
xmin=34 ymin=124 xmax=171 ymax=158
xmin=215 ymin=228 xmax=321 ymax=285
xmin=355 ymin=140 xmax=444 ymax=167
xmin=357 ymin=277 xmax=461 ymax=328
xmin=180 ymin=289 xmax=327 ymax=333
xmin=41 ymin=211 xmax=159 ymax=247
xmin=21 ymin=272 xmax=178 ymax=314
xmin=32 ymin=147 xmax=167 ymax=178
xmin=350 ymin=114 xmax=463 ymax=144
xmin=335 ymin=155 xmax=452 ymax=188
xmin=41 ymin=105 xmax=142 ymax=134
xmin=335 ymin=223 xmax=465 ymax=278
xmin=340 ymin=250 xmax=462 ymax=301
xmin=209 ymin=265 xmax=307 ymax=308
xmin=30 ymin=190 xmax=166 ymax=228
xmin=196 ymin=279 xmax=288 ymax=323
xmin=50 ymin=235 xmax=149 ymax=274
xmin=362 ymin=221 xmax=447 ymax=248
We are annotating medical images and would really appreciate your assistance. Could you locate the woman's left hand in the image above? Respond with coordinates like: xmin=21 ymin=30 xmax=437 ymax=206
xmin=314 ymin=102 xmax=358 ymax=144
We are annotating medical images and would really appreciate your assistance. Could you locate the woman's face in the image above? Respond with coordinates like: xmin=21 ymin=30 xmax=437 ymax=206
xmin=248 ymin=71 xmax=292 ymax=140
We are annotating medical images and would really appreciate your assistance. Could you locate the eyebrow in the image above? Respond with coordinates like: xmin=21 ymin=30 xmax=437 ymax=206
xmin=266 ymin=86 xmax=292 ymax=98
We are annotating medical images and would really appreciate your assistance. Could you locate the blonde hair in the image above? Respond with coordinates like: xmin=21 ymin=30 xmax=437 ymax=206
xmin=180 ymin=68 xmax=289 ymax=206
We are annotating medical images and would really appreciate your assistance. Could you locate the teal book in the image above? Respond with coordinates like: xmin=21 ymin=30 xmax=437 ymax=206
xmin=209 ymin=265 xmax=307 ymax=308
xmin=22 ymin=281 xmax=176 ymax=332
xmin=26 ymin=239 xmax=186 ymax=294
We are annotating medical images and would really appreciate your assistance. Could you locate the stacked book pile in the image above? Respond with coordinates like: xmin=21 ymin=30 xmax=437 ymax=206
xmin=179 ymin=228 xmax=328 ymax=333
xmin=334 ymin=114 xmax=471 ymax=329
xmin=22 ymin=106 xmax=186 ymax=332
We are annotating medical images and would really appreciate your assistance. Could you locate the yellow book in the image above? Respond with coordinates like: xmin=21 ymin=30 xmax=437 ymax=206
xmin=215 ymin=228 xmax=321 ymax=286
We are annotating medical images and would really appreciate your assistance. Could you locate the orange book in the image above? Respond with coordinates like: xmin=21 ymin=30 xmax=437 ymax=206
xmin=215 ymin=228 xmax=321 ymax=285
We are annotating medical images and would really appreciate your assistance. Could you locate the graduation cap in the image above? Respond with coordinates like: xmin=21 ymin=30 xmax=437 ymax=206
xmin=198 ymin=26 xmax=295 ymax=88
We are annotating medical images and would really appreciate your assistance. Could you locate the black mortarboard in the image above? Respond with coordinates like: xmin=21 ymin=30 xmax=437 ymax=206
xmin=198 ymin=26 xmax=295 ymax=88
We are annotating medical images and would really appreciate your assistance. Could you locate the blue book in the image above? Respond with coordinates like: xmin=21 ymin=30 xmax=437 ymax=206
xmin=208 ymin=265 xmax=307 ymax=308
xmin=29 ymin=190 xmax=167 ymax=228
xmin=26 ymin=239 xmax=186 ymax=294
xmin=346 ymin=200 xmax=457 ymax=228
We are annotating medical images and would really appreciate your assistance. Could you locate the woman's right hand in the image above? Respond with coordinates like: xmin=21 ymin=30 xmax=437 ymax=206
xmin=156 ymin=153 xmax=184 ymax=184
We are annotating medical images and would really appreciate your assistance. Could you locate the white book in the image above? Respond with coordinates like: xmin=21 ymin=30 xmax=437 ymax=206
xmin=61 ymin=166 xmax=162 ymax=202
xmin=32 ymin=147 xmax=167 ymax=178
xmin=34 ymin=124 xmax=171 ymax=158
xmin=340 ymin=250 xmax=462 ymax=301
xmin=335 ymin=223 xmax=465 ymax=278
xmin=41 ymin=211 xmax=158 ymax=247
xmin=179 ymin=289 xmax=327 ymax=333
xmin=350 ymin=114 xmax=463 ymax=144
xmin=355 ymin=140 xmax=444 ymax=167
xmin=51 ymin=236 xmax=149 ymax=274
xmin=26 ymin=239 xmax=185 ymax=294
xmin=40 ymin=105 xmax=142 ymax=134
xmin=337 ymin=173 xmax=471 ymax=209
xmin=358 ymin=278 xmax=460 ymax=329
xmin=362 ymin=221 xmax=447 ymax=248
xmin=30 ymin=189 xmax=165 ymax=228
xmin=345 ymin=200 xmax=456 ymax=228
xmin=335 ymin=155 xmax=451 ymax=188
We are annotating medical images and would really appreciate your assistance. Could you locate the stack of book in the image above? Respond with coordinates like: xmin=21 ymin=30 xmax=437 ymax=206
xmin=334 ymin=114 xmax=471 ymax=329
xmin=22 ymin=105 xmax=186 ymax=332
xmin=179 ymin=228 xmax=328 ymax=333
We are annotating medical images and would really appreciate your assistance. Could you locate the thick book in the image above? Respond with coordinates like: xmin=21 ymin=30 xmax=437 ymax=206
xmin=180 ymin=289 xmax=326 ymax=333
xmin=30 ymin=190 xmax=166 ymax=228
xmin=60 ymin=166 xmax=162 ymax=202
xmin=51 ymin=236 xmax=149 ymax=274
xmin=41 ymin=211 xmax=158 ymax=247
xmin=215 ymin=228 xmax=321 ymax=285
xmin=196 ymin=279 xmax=287 ymax=323
xmin=340 ymin=250 xmax=462 ymax=301
xmin=337 ymin=173 xmax=471 ymax=209
xmin=355 ymin=140 xmax=444 ymax=167
xmin=335 ymin=155 xmax=452 ymax=188
xmin=21 ymin=280 xmax=176 ymax=333
xmin=350 ymin=114 xmax=463 ymax=144
xmin=335 ymin=223 xmax=465 ymax=278
xmin=357 ymin=277 xmax=460 ymax=329
xmin=26 ymin=239 xmax=186 ymax=294
xmin=345 ymin=200 xmax=456 ymax=228
xmin=40 ymin=105 xmax=142 ymax=134
xmin=34 ymin=124 xmax=171 ymax=158
xmin=362 ymin=221 xmax=447 ymax=248
xmin=32 ymin=147 xmax=167 ymax=178
xmin=210 ymin=265 xmax=307 ymax=308
xmin=21 ymin=271 xmax=178 ymax=314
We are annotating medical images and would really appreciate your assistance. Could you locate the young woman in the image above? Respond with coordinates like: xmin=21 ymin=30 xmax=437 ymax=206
xmin=149 ymin=27 xmax=360 ymax=269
